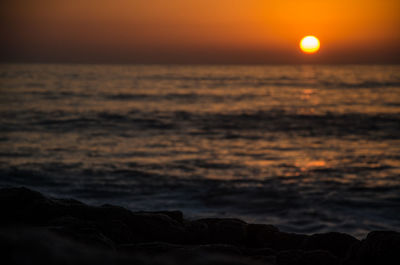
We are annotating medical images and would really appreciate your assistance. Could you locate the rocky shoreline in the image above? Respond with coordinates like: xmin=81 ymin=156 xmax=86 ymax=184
xmin=1 ymin=187 xmax=399 ymax=265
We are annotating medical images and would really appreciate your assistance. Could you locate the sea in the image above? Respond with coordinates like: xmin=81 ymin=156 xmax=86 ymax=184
xmin=1 ymin=64 xmax=399 ymax=238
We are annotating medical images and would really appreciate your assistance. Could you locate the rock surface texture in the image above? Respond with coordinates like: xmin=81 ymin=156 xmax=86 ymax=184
xmin=1 ymin=187 xmax=399 ymax=265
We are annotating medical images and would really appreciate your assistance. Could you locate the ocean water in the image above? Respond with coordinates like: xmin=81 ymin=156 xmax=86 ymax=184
xmin=1 ymin=64 xmax=400 ymax=238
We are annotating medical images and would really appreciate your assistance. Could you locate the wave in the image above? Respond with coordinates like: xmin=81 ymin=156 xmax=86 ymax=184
xmin=137 ymin=74 xmax=400 ymax=89
xmin=1 ymin=166 xmax=399 ymax=237
xmin=2 ymin=109 xmax=399 ymax=139
xmin=320 ymin=81 xmax=400 ymax=89
xmin=103 ymin=92 xmax=261 ymax=101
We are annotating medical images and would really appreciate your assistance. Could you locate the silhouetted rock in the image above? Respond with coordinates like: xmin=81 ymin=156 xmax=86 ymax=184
xmin=300 ymin=250 xmax=340 ymax=265
xmin=97 ymin=219 xmax=136 ymax=244
xmin=127 ymin=212 xmax=186 ymax=243
xmin=246 ymin=223 xmax=280 ymax=247
xmin=302 ymin=232 xmax=359 ymax=258
xmin=0 ymin=187 xmax=67 ymax=224
xmin=277 ymin=249 xmax=304 ymax=265
xmin=195 ymin=218 xmax=248 ymax=245
xmin=0 ymin=227 xmax=141 ymax=265
xmin=0 ymin=187 xmax=186 ymax=244
xmin=185 ymin=219 xmax=211 ymax=243
xmin=118 ymin=241 xmax=185 ymax=255
xmin=48 ymin=216 xmax=116 ymax=249
xmin=277 ymin=249 xmax=339 ymax=265
xmin=244 ymin=247 xmax=276 ymax=256
xmin=191 ymin=244 xmax=243 ymax=256
xmin=148 ymin=210 xmax=184 ymax=224
xmin=247 ymin=229 xmax=308 ymax=250
xmin=1 ymin=228 xmax=271 ymax=265
xmin=1 ymin=187 xmax=399 ymax=265
xmin=344 ymin=231 xmax=400 ymax=265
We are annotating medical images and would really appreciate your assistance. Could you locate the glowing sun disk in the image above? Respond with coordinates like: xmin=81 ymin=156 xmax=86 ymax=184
xmin=300 ymin=36 xmax=320 ymax=54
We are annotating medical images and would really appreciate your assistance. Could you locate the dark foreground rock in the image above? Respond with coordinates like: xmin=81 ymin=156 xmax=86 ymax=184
xmin=0 ymin=187 xmax=399 ymax=265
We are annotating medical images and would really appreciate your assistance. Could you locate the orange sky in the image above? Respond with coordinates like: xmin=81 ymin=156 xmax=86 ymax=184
xmin=1 ymin=0 xmax=399 ymax=63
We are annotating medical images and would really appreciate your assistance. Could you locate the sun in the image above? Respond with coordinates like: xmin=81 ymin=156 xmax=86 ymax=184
xmin=300 ymin=36 xmax=320 ymax=54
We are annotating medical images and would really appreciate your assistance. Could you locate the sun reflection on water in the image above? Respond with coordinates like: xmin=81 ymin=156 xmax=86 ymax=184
xmin=1 ymin=64 xmax=400 ymax=236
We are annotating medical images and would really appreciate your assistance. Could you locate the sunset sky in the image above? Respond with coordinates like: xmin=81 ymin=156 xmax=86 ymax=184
xmin=1 ymin=0 xmax=399 ymax=64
